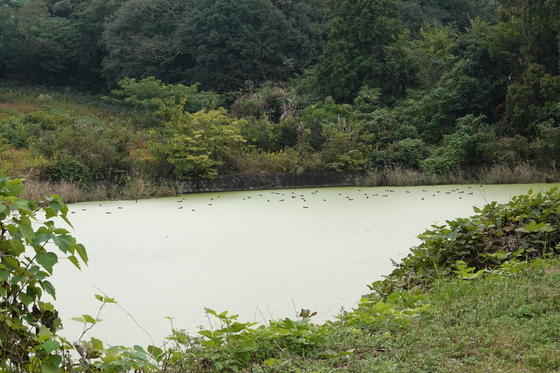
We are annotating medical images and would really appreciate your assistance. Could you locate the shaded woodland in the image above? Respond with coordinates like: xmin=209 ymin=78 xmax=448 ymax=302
xmin=1 ymin=0 xmax=559 ymax=187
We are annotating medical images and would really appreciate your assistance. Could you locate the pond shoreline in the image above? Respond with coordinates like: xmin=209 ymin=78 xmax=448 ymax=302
xmin=20 ymin=163 xmax=560 ymax=203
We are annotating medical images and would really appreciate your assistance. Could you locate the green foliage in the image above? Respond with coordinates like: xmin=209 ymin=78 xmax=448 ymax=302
xmin=400 ymin=59 xmax=494 ymax=143
xmin=374 ymin=187 xmax=560 ymax=298
xmin=107 ymin=77 xmax=222 ymax=125
xmin=150 ymin=104 xmax=245 ymax=179
xmin=182 ymin=0 xmax=323 ymax=93
xmin=0 ymin=173 xmax=88 ymax=372
xmin=371 ymin=138 xmax=428 ymax=169
xmin=317 ymin=0 xmax=411 ymax=103
xmin=100 ymin=0 xmax=194 ymax=87
xmin=420 ymin=114 xmax=491 ymax=175
xmin=407 ymin=22 xmax=460 ymax=89
xmin=505 ymin=63 xmax=560 ymax=135
xmin=401 ymin=0 xmax=499 ymax=38
xmin=49 ymin=156 xmax=92 ymax=185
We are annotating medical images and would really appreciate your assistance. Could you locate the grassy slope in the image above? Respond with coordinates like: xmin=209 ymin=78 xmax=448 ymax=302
xmin=249 ymin=261 xmax=560 ymax=373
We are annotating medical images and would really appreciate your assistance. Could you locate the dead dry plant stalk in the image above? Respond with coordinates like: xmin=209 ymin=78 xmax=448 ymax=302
xmin=384 ymin=166 xmax=425 ymax=186
xmin=479 ymin=163 xmax=558 ymax=184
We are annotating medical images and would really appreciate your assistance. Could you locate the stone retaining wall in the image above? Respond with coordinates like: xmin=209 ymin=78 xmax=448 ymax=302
xmin=181 ymin=172 xmax=365 ymax=193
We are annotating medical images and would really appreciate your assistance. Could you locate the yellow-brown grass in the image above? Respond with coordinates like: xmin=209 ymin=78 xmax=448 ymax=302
xmin=21 ymin=178 xmax=182 ymax=204
xmin=479 ymin=163 xmax=560 ymax=184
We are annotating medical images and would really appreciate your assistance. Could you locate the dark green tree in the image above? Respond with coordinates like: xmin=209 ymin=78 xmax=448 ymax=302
xmin=0 ymin=5 xmax=24 ymax=78
xmin=182 ymin=0 xmax=321 ymax=92
xmin=317 ymin=0 xmax=412 ymax=103
xmin=53 ymin=0 xmax=128 ymax=90
xmin=0 ymin=2 xmax=72 ymax=84
xmin=400 ymin=0 xmax=499 ymax=38
xmin=101 ymin=0 xmax=195 ymax=86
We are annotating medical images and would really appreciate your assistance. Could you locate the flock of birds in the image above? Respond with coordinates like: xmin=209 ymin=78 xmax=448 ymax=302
xmin=70 ymin=186 xmax=480 ymax=215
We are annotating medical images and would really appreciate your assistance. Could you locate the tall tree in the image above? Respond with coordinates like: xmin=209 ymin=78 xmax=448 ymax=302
xmin=101 ymin=0 xmax=195 ymax=87
xmin=182 ymin=0 xmax=321 ymax=92
xmin=7 ymin=1 xmax=72 ymax=84
xmin=400 ymin=0 xmax=500 ymax=38
xmin=494 ymin=0 xmax=560 ymax=75
xmin=53 ymin=0 xmax=128 ymax=90
xmin=317 ymin=0 xmax=412 ymax=103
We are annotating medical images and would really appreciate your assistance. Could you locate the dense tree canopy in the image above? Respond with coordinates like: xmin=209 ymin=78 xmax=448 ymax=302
xmin=1 ymin=0 xmax=560 ymax=183
xmin=316 ymin=0 xmax=411 ymax=103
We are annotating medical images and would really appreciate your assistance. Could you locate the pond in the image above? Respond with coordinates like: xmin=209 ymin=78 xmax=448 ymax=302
xmin=49 ymin=183 xmax=557 ymax=347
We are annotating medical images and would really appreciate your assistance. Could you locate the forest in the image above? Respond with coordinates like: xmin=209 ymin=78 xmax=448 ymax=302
xmin=0 ymin=0 xmax=559 ymax=192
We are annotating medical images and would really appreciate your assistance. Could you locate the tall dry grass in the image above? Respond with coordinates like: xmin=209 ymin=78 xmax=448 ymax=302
xmin=479 ymin=163 xmax=560 ymax=184
xmin=21 ymin=177 xmax=182 ymax=204
xmin=363 ymin=163 xmax=560 ymax=187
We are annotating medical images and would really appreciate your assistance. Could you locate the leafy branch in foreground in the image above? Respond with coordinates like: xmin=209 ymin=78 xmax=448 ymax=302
xmin=0 ymin=172 xmax=88 ymax=372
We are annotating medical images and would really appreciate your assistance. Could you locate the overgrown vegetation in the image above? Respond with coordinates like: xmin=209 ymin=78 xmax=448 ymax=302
xmin=2 ymin=0 xmax=560 ymax=369
xmin=3 ymin=170 xmax=560 ymax=372
xmin=0 ymin=0 xmax=559 ymax=201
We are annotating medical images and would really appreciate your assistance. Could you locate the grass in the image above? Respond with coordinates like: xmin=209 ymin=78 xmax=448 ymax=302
xmin=20 ymin=177 xmax=182 ymax=203
xmin=363 ymin=163 xmax=560 ymax=188
xmin=197 ymin=260 xmax=560 ymax=372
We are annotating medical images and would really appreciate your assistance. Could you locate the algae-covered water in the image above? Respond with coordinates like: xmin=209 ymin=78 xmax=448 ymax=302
xmin=49 ymin=183 xmax=557 ymax=347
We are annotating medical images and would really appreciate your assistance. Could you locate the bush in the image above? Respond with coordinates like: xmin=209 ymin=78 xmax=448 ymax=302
xmin=50 ymin=156 xmax=92 ymax=186
xmin=372 ymin=187 xmax=560 ymax=298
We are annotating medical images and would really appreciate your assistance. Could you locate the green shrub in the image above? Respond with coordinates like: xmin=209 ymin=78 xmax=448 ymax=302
xmin=50 ymin=156 xmax=92 ymax=186
xmin=372 ymin=187 xmax=560 ymax=299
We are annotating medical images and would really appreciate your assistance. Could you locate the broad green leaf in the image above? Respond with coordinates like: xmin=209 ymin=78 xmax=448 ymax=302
xmin=41 ymin=280 xmax=56 ymax=299
xmin=198 ymin=330 xmax=213 ymax=338
xmin=18 ymin=293 xmax=33 ymax=306
xmin=38 ymin=325 xmax=53 ymax=337
xmin=229 ymin=322 xmax=247 ymax=333
xmin=373 ymin=301 xmax=392 ymax=314
xmin=50 ymin=355 xmax=62 ymax=367
xmin=147 ymin=345 xmax=163 ymax=361
xmin=42 ymin=340 xmax=60 ymax=354
xmin=204 ymin=308 xmax=218 ymax=317
xmin=0 ymin=269 xmax=8 ymax=281
xmin=101 ymin=346 xmax=122 ymax=363
xmin=282 ymin=318 xmax=295 ymax=329
xmin=74 ymin=244 xmax=88 ymax=264
xmin=263 ymin=358 xmax=278 ymax=366
xmin=91 ymin=337 xmax=103 ymax=350
xmin=82 ymin=314 xmax=98 ymax=324
xmin=71 ymin=317 xmax=86 ymax=323
xmin=239 ymin=339 xmax=256 ymax=351
xmin=67 ymin=255 xmax=80 ymax=269
xmin=0 ymin=205 xmax=6 ymax=214
xmin=9 ymin=240 xmax=25 ymax=256
xmin=37 ymin=252 xmax=58 ymax=271
xmin=200 ymin=340 xmax=215 ymax=348
xmin=41 ymin=362 xmax=60 ymax=373
xmin=52 ymin=235 xmax=74 ymax=254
